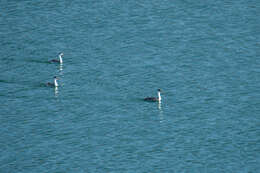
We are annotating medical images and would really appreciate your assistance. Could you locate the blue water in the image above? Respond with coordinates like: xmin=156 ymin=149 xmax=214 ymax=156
xmin=0 ymin=0 xmax=259 ymax=172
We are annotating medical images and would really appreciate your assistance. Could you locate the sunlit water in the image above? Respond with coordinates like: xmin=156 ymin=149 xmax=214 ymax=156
xmin=0 ymin=0 xmax=259 ymax=172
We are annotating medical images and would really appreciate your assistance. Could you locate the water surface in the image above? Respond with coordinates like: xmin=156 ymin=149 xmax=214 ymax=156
xmin=0 ymin=0 xmax=259 ymax=172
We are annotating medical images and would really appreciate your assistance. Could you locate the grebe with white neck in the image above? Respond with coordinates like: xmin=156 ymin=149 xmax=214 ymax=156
xmin=47 ymin=76 xmax=59 ymax=87
xmin=50 ymin=53 xmax=63 ymax=63
xmin=144 ymin=89 xmax=162 ymax=102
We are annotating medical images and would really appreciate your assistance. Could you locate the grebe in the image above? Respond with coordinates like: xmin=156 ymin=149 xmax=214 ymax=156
xmin=50 ymin=53 xmax=63 ymax=63
xmin=144 ymin=89 xmax=161 ymax=102
xmin=47 ymin=76 xmax=58 ymax=87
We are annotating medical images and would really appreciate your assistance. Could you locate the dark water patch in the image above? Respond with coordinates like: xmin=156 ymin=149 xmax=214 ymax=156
xmin=24 ymin=59 xmax=52 ymax=64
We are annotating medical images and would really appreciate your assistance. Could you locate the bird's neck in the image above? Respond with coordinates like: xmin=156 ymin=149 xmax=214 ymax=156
xmin=54 ymin=79 xmax=58 ymax=87
xmin=59 ymin=55 xmax=63 ymax=63
xmin=158 ymin=91 xmax=161 ymax=101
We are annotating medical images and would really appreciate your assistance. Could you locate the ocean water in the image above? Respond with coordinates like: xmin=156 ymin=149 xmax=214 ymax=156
xmin=0 ymin=0 xmax=259 ymax=172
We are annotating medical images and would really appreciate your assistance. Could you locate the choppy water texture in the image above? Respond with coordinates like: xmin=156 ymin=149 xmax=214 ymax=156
xmin=0 ymin=0 xmax=259 ymax=172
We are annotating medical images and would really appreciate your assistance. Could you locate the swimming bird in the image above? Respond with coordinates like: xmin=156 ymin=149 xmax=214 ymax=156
xmin=144 ymin=89 xmax=162 ymax=102
xmin=50 ymin=53 xmax=63 ymax=63
xmin=47 ymin=76 xmax=59 ymax=87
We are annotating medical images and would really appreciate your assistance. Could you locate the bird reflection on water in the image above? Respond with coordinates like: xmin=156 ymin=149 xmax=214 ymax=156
xmin=54 ymin=86 xmax=58 ymax=97
xmin=158 ymin=101 xmax=164 ymax=123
